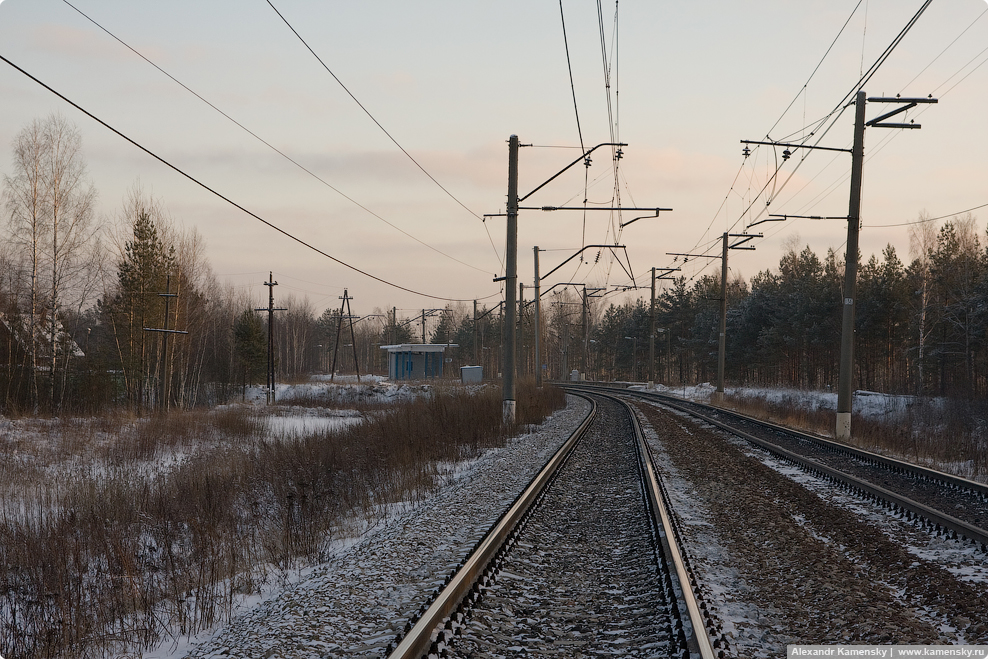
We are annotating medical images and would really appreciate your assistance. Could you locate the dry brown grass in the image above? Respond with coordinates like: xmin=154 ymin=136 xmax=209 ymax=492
xmin=0 ymin=380 xmax=565 ymax=659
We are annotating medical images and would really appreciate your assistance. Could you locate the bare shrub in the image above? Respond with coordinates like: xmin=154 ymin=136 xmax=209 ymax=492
xmin=0 ymin=381 xmax=567 ymax=658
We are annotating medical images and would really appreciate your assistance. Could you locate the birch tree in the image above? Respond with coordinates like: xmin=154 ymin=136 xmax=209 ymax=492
xmin=3 ymin=114 xmax=98 ymax=411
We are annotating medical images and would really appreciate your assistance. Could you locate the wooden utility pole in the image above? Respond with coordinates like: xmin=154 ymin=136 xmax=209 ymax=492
xmin=837 ymin=91 xmax=868 ymax=440
xmin=331 ymin=289 xmax=361 ymax=382
xmin=533 ymin=247 xmax=542 ymax=388
xmin=255 ymin=272 xmax=286 ymax=405
xmin=158 ymin=275 xmax=175 ymax=411
xmin=503 ymin=135 xmax=519 ymax=424
xmin=142 ymin=274 xmax=188 ymax=413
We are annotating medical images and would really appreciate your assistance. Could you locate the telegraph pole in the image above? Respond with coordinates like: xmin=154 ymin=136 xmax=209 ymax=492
xmin=331 ymin=289 xmax=361 ymax=382
xmin=256 ymin=272 xmax=287 ymax=405
xmin=837 ymin=91 xmax=868 ymax=440
xmin=159 ymin=275 xmax=175 ymax=412
xmin=142 ymin=274 xmax=188 ymax=413
xmin=473 ymin=300 xmax=479 ymax=366
xmin=533 ymin=246 xmax=542 ymax=388
xmin=503 ymin=135 xmax=519 ymax=424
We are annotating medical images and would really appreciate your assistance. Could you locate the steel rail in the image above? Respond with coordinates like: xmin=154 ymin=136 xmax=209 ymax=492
xmin=657 ymin=396 xmax=988 ymax=548
xmin=570 ymin=383 xmax=988 ymax=549
xmin=385 ymin=394 xmax=597 ymax=659
xmin=606 ymin=383 xmax=988 ymax=499
xmin=610 ymin=393 xmax=717 ymax=659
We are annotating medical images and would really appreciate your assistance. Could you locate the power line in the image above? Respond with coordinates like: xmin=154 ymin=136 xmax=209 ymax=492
xmin=783 ymin=34 xmax=988 ymax=223
xmin=730 ymin=0 xmax=932 ymax=237
xmin=558 ymin=0 xmax=585 ymax=155
xmin=901 ymin=4 xmax=988 ymax=92
xmin=263 ymin=0 xmax=504 ymax=271
xmin=866 ymin=202 xmax=988 ymax=228
xmin=0 ymin=53 xmax=489 ymax=303
xmin=59 ymin=0 xmax=494 ymax=277
xmin=765 ymin=0 xmax=865 ymax=140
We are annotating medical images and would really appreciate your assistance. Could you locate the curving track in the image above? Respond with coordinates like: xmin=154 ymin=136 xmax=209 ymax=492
xmin=567 ymin=383 xmax=988 ymax=548
xmin=562 ymin=383 xmax=988 ymax=655
xmin=387 ymin=392 xmax=713 ymax=659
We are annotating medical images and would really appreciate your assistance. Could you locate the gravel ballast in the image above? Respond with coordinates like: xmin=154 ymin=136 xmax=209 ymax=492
xmin=635 ymin=400 xmax=988 ymax=658
xmin=173 ymin=396 xmax=591 ymax=659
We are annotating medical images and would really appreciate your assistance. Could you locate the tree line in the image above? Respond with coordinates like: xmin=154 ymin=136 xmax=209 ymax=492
xmin=587 ymin=217 xmax=987 ymax=398
xmin=2 ymin=115 xmax=982 ymax=414
xmin=0 ymin=115 xmax=517 ymax=415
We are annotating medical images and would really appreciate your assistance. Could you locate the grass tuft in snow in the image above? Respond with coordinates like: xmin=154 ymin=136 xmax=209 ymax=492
xmin=0 ymin=379 xmax=563 ymax=659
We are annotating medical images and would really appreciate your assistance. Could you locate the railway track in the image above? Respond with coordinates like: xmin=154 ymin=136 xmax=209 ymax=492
xmin=559 ymin=383 xmax=988 ymax=653
xmin=386 ymin=391 xmax=715 ymax=659
xmin=565 ymin=382 xmax=988 ymax=550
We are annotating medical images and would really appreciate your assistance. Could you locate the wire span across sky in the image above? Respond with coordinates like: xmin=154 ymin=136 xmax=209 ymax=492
xmin=0 ymin=1 xmax=985 ymax=313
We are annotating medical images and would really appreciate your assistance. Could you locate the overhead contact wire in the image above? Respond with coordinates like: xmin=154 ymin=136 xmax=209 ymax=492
xmin=264 ymin=0 xmax=504 ymax=271
xmin=0 ymin=54 xmax=486 ymax=303
xmin=60 ymin=0 xmax=496 ymax=276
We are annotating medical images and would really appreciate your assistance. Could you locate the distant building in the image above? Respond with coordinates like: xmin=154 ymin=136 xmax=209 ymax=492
xmin=460 ymin=365 xmax=482 ymax=383
xmin=0 ymin=311 xmax=85 ymax=368
xmin=381 ymin=344 xmax=457 ymax=380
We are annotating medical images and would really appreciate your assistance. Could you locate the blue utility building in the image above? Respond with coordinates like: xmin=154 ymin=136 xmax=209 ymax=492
xmin=381 ymin=344 xmax=457 ymax=380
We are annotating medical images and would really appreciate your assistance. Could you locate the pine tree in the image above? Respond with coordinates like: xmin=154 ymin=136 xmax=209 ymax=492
xmin=107 ymin=209 xmax=175 ymax=411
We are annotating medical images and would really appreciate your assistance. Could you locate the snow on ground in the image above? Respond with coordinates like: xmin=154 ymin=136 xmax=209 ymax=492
xmin=626 ymin=380 xmax=920 ymax=421
xmin=240 ymin=375 xmax=432 ymax=407
xmin=139 ymin=395 xmax=592 ymax=659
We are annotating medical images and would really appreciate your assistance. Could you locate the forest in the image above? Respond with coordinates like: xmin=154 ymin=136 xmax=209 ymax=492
xmin=2 ymin=114 xmax=985 ymax=416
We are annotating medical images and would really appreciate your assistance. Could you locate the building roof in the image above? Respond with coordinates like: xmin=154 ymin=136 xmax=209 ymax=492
xmin=380 ymin=343 xmax=458 ymax=353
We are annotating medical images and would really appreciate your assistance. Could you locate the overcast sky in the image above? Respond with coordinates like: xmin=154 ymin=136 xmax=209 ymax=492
xmin=1 ymin=0 xmax=986 ymax=318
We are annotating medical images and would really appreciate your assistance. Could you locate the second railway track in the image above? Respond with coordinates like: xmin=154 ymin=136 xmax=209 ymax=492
xmin=563 ymin=383 xmax=988 ymax=654
xmin=567 ymin=382 xmax=988 ymax=548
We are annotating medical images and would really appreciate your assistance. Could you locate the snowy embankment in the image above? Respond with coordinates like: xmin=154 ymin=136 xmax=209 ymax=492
xmin=139 ymin=394 xmax=590 ymax=659
xmin=627 ymin=381 xmax=986 ymax=483
xmin=627 ymin=381 xmax=914 ymax=420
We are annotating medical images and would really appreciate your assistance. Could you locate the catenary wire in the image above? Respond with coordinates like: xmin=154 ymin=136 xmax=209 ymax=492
xmin=558 ymin=0 xmax=586 ymax=155
xmin=765 ymin=0 xmax=865 ymax=140
xmin=742 ymin=0 xmax=934 ymax=231
xmin=59 ymin=0 xmax=497 ymax=276
xmin=866 ymin=203 xmax=988 ymax=228
xmin=263 ymin=0 xmax=504 ymax=271
xmin=0 ymin=54 xmax=496 ymax=303
xmin=901 ymin=5 xmax=987 ymax=92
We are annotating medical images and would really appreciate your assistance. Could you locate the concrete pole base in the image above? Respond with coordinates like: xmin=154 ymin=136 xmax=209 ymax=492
xmin=836 ymin=412 xmax=851 ymax=441
xmin=647 ymin=380 xmax=654 ymax=390
xmin=711 ymin=390 xmax=724 ymax=406
xmin=503 ymin=399 xmax=516 ymax=425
